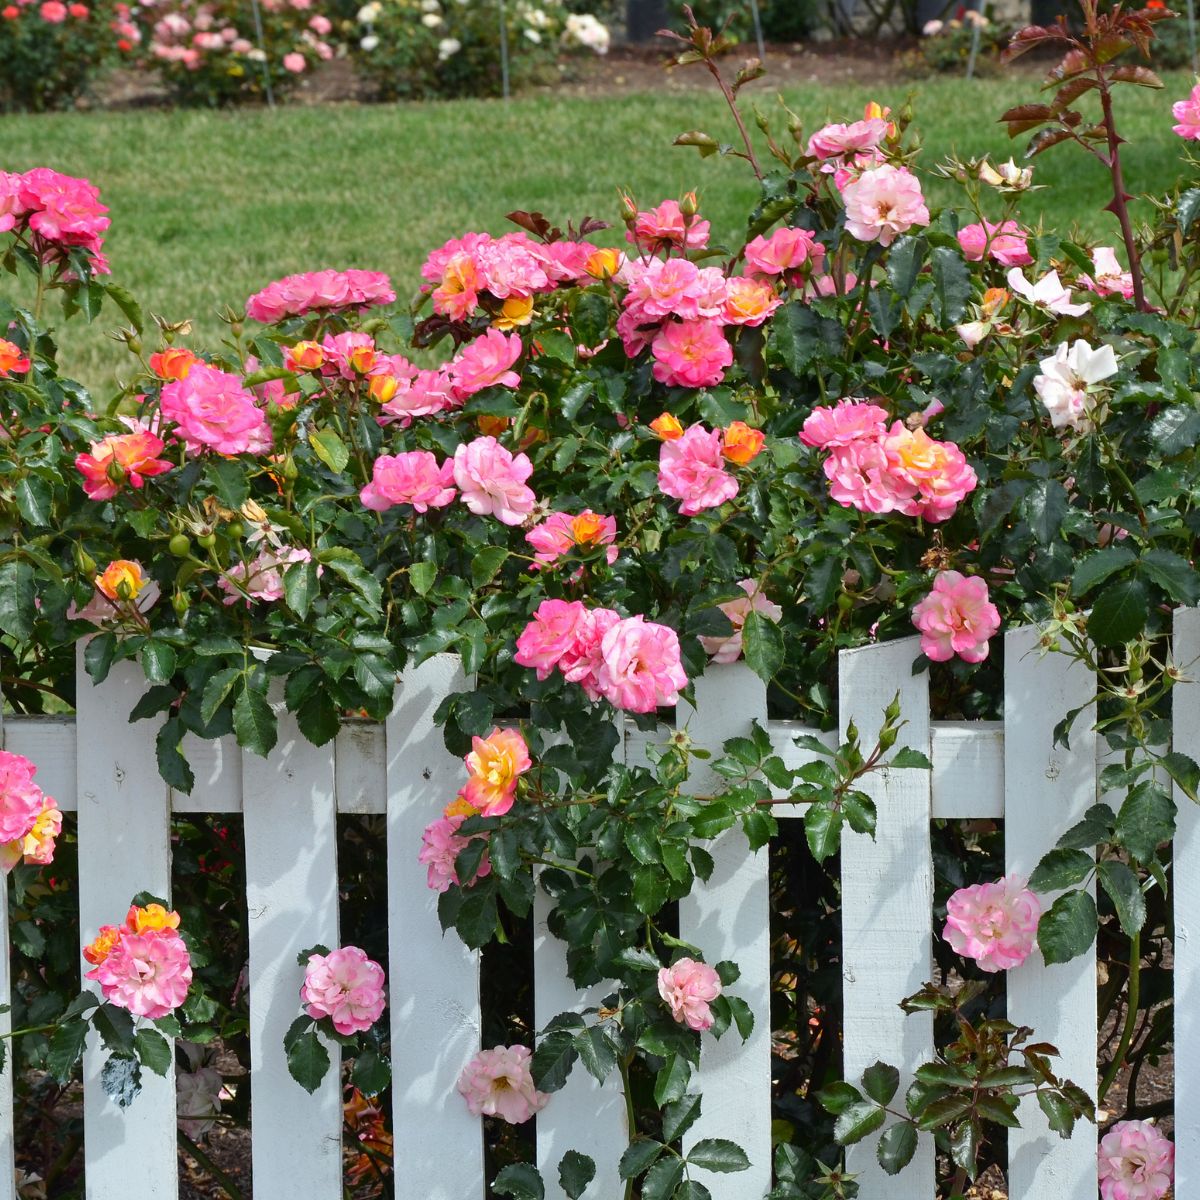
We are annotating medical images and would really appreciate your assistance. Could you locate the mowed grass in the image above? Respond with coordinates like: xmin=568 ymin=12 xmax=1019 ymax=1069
xmin=0 ymin=72 xmax=1191 ymax=387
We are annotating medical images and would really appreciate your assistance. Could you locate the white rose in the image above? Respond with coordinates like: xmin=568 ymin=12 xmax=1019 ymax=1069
xmin=421 ymin=11 xmax=442 ymax=25
xmin=1033 ymin=340 xmax=1119 ymax=432
xmin=523 ymin=26 xmax=541 ymax=41
xmin=360 ymin=33 xmax=379 ymax=48
xmin=437 ymin=34 xmax=460 ymax=57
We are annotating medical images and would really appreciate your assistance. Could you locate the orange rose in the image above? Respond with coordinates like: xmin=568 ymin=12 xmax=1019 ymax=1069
xmin=585 ymin=248 xmax=623 ymax=279
xmin=287 ymin=340 xmax=325 ymax=371
xmin=83 ymin=924 xmax=123 ymax=965
xmin=649 ymin=412 xmax=684 ymax=440
xmin=368 ymin=374 xmax=399 ymax=404
xmin=981 ymin=287 xmax=1010 ymax=319
xmin=0 ymin=338 xmax=30 ymax=378
xmin=477 ymin=415 xmax=511 ymax=438
xmin=570 ymin=511 xmax=606 ymax=545
xmin=492 ymin=296 xmax=534 ymax=331
xmin=148 ymin=347 xmax=199 ymax=380
xmin=443 ymin=795 xmax=477 ymax=819
xmin=722 ymin=421 xmax=765 ymax=465
xmin=461 ymin=727 xmax=532 ymax=817
xmin=126 ymin=902 xmax=181 ymax=934
xmin=95 ymin=559 xmax=147 ymax=602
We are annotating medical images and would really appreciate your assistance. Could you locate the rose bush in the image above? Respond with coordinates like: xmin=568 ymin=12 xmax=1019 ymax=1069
xmin=0 ymin=2 xmax=1195 ymax=1192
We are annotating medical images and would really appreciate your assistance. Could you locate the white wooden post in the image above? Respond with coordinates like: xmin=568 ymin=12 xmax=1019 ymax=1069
xmin=676 ymin=663 xmax=772 ymax=1198
xmin=386 ymin=656 xmax=484 ymax=1199
xmin=0 ymin=685 xmax=14 ymax=1200
xmin=243 ymin=695 xmax=341 ymax=1199
xmin=1174 ymin=607 xmax=1200 ymax=1195
xmin=838 ymin=636 xmax=936 ymax=1197
xmin=75 ymin=651 xmax=178 ymax=1199
xmin=1003 ymin=624 xmax=1097 ymax=1199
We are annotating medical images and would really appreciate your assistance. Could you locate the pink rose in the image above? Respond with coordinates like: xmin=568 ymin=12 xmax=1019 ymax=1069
xmin=0 ymin=751 xmax=47 ymax=847
xmin=452 ymin=436 xmax=536 ymax=525
xmin=525 ymin=510 xmax=618 ymax=569
xmin=650 ymin=319 xmax=732 ymax=389
xmin=628 ymin=198 xmax=710 ymax=251
xmin=457 ymin=1045 xmax=548 ymax=1124
xmin=448 ymin=329 xmax=522 ymax=398
xmin=1173 ymin=82 xmax=1200 ymax=140
xmin=218 ymin=546 xmax=316 ymax=606
xmin=39 ymin=1 xmax=66 ymax=19
xmin=912 ymin=571 xmax=1000 ymax=663
xmin=301 ymin=946 xmax=386 ymax=1035
xmin=87 ymin=929 xmax=192 ymax=1019
xmin=807 ymin=117 xmax=889 ymax=161
xmin=943 ymin=874 xmax=1040 ymax=972
xmin=245 ymin=269 xmax=395 ymax=324
xmin=418 ymin=811 xmax=491 ymax=893
xmin=558 ymin=606 xmax=621 ymax=699
xmin=657 ymin=423 xmax=739 ymax=515
xmin=513 ymin=599 xmax=590 ymax=680
xmin=841 ymin=165 xmax=929 ymax=246
xmin=620 ymin=257 xmax=724 ymax=323
xmin=880 ymin=423 xmax=977 ymax=523
xmin=1098 ymin=1120 xmax=1174 ymax=1200
xmin=658 ymin=957 xmax=721 ymax=1031
xmin=743 ymin=226 xmax=823 ymax=277
xmin=376 ymin=367 xmax=457 ymax=425
xmin=1081 ymin=247 xmax=1135 ymax=300
xmin=159 ymin=363 xmax=268 ymax=456
xmin=597 ymin=615 xmax=688 ymax=713
xmin=800 ymin=398 xmax=889 ymax=449
xmin=956 ymin=219 xmax=1032 ymax=267
xmin=699 ymin=580 xmax=783 ymax=664
xmin=282 ymin=51 xmax=306 ymax=71
xmin=360 ymin=451 xmax=456 ymax=512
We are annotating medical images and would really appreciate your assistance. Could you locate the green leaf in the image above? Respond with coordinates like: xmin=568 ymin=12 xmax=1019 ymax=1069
xmin=309 ymin=428 xmax=350 ymax=473
xmin=558 ymin=1151 xmax=596 ymax=1200
xmin=1139 ymin=548 xmax=1200 ymax=605
xmin=134 ymin=1028 xmax=172 ymax=1077
xmin=816 ymin=1081 xmax=863 ymax=1115
xmin=319 ymin=549 xmax=382 ymax=610
xmin=642 ymin=1156 xmax=686 ymax=1200
xmin=0 ymin=560 xmax=35 ymax=640
xmin=663 ymin=1093 xmax=702 ymax=1144
xmin=493 ymin=1164 xmax=545 ymax=1200
xmin=353 ymin=653 xmax=398 ymax=699
xmin=876 ymin=1121 xmax=919 ymax=1176
xmin=885 ymin=236 xmax=926 ymax=298
xmin=283 ymin=560 xmax=320 ymax=619
xmin=742 ymin=610 xmax=784 ymax=683
xmin=842 ymin=792 xmax=876 ymax=837
xmin=409 ymin=560 xmax=437 ymax=596
xmin=46 ymin=1019 xmax=89 ymax=1083
xmin=1029 ymin=847 xmax=1094 ymax=893
xmin=1097 ymin=860 xmax=1146 ymax=935
xmin=890 ymin=747 xmax=931 ymax=770
xmin=633 ymin=866 xmax=669 ymax=915
xmin=672 ymin=1183 xmax=712 ymax=1200
xmin=207 ymin=457 xmax=249 ymax=508
xmin=105 ymin=281 xmax=144 ymax=332
xmin=1160 ymin=751 xmax=1200 ymax=803
xmin=201 ymin=667 xmax=243 ymax=725
xmin=655 ymin=1055 xmax=691 ymax=1106
xmin=619 ymin=1139 xmax=665 ymax=1180
xmin=233 ymin=684 xmax=278 ymax=757
xmin=1038 ymin=889 xmax=1098 ymax=964
xmin=1022 ymin=478 xmax=1068 ymax=546
xmin=156 ymin=717 xmax=195 ymax=794
xmin=804 ymin=801 xmax=842 ymax=864
xmin=862 ymin=1061 xmax=900 ymax=1106
xmin=286 ymin=1029 xmax=331 ymax=1093
xmin=471 ymin=546 xmax=510 ymax=588
xmin=14 ymin=476 xmax=52 ymax=527
xmin=1089 ymin=579 xmax=1148 ymax=647
xmin=929 ymin=246 xmax=972 ymax=324
xmin=575 ymin=1026 xmax=617 ymax=1084
xmin=93 ymin=1003 xmax=136 ymax=1054
xmin=352 ymin=1048 xmax=392 ymax=1097
xmin=532 ymin=1031 xmax=578 ymax=1093
xmin=949 ymin=1118 xmax=981 ymax=1177
xmin=1115 ymin=781 xmax=1176 ymax=863
xmin=101 ymin=1055 xmax=142 ymax=1108
xmin=1178 ymin=186 xmax=1200 ymax=235
xmin=834 ymin=1100 xmax=886 ymax=1145
xmin=141 ymin=639 xmax=177 ymax=685
xmin=1071 ymin=546 xmax=1136 ymax=596
xmin=1057 ymin=803 xmax=1116 ymax=849
xmin=686 ymin=1138 xmax=751 ymax=1174
xmin=1149 ymin=407 xmax=1200 ymax=455
xmin=1037 ymin=1090 xmax=1076 ymax=1138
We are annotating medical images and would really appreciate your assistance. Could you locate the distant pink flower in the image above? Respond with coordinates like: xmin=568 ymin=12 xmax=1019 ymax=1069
xmin=658 ymin=958 xmax=721 ymax=1031
xmin=159 ymin=363 xmax=268 ymax=456
xmin=1173 ymin=82 xmax=1200 ymax=139
xmin=658 ymin=423 xmax=739 ymax=515
xmin=841 ymin=165 xmax=929 ymax=246
xmin=629 ymin=198 xmax=710 ymax=250
xmin=453 ymin=436 xmax=536 ymax=525
xmin=943 ymin=873 xmax=1040 ymax=971
xmin=913 ymin=571 xmax=1000 ymax=663
xmin=245 ymin=269 xmax=395 ymax=323
xmin=1081 ymin=247 xmax=1135 ymax=300
xmin=282 ymin=51 xmax=306 ymax=71
xmin=418 ymin=811 xmax=491 ymax=893
xmin=800 ymin=398 xmax=889 ymax=449
xmin=449 ymin=330 xmax=522 ymax=398
xmin=700 ymin=580 xmax=783 ymax=663
xmin=301 ymin=946 xmax=386 ymax=1035
xmin=651 ymin=318 xmax=732 ymax=388
xmin=514 ymin=599 xmax=590 ymax=680
xmin=956 ymin=219 xmax=1032 ymax=267
xmin=1006 ymin=267 xmax=1090 ymax=316
xmin=598 ymin=615 xmax=687 ymax=713
xmin=87 ymin=929 xmax=192 ymax=1018
xmin=744 ymin=226 xmax=823 ymax=277
xmin=219 ymin=546 xmax=315 ymax=606
xmin=0 ymin=751 xmax=46 ymax=847
xmin=457 ymin=1045 xmax=548 ymax=1124
xmin=1098 ymin=1120 xmax=1174 ymax=1200
xmin=360 ymin=451 xmax=456 ymax=512
xmin=308 ymin=12 xmax=330 ymax=32
xmin=525 ymin=510 xmax=618 ymax=569
xmin=39 ymin=1 xmax=66 ymax=19
xmin=807 ymin=117 xmax=889 ymax=162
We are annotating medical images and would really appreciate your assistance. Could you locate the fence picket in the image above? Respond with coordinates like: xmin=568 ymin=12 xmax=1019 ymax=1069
xmin=1174 ymin=607 xmax=1200 ymax=1196
xmin=0 ymin=862 xmax=13 ymax=1200
xmin=385 ymin=656 xmax=484 ymax=1199
xmin=838 ymin=636 xmax=935 ymax=1198
xmin=676 ymin=663 xmax=773 ymax=1198
xmin=75 ymin=653 xmax=177 ymax=1199
xmin=243 ymin=699 xmax=341 ymax=1200
xmin=1003 ymin=624 xmax=1098 ymax=1199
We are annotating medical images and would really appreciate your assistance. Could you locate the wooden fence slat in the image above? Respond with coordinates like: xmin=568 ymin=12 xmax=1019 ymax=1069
xmin=243 ymin=699 xmax=341 ymax=1200
xmin=676 ymin=663 xmax=772 ymax=1198
xmin=75 ymin=653 xmax=177 ymax=1200
xmin=1003 ymin=625 xmax=1098 ymax=1199
xmin=1174 ymin=607 xmax=1200 ymax=1195
xmin=386 ymin=656 xmax=484 ymax=1199
xmin=838 ymin=636 xmax=936 ymax=1198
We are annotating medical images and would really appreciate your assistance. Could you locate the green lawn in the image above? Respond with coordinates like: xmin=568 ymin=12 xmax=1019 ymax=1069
xmin=0 ymin=73 xmax=1190 ymax=387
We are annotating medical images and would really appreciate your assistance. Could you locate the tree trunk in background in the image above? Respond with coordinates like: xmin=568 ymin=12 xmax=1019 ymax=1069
xmin=626 ymin=0 xmax=669 ymax=42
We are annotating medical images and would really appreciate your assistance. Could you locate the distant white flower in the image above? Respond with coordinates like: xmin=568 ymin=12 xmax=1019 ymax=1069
xmin=1033 ymin=339 xmax=1119 ymax=431
xmin=421 ymin=11 xmax=443 ymax=26
xmin=357 ymin=1 xmax=381 ymax=20
xmin=437 ymin=34 xmax=461 ymax=57
xmin=963 ymin=9 xmax=988 ymax=25
xmin=1007 ymin=267 xmax=1091 ymax=317
xmin=562 ymin=11 xmax=609 ymax=52
xmin=922 ymin=18 xmax=943 ymax=34
xmin=523 ymin=26 xmax=541 ymax=41
xmin=980 ymin=157 xmax=1034 ymax=191
xmin=247 ymin=46 xmax=267 ymax=60
xmin=360 ymin=33 xmax=379 ymax=49
xmin=420 ymin=0 xmax=440 ymax=10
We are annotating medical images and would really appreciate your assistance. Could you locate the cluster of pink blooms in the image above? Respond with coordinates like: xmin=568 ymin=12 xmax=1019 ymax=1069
xmin=912 ymin=570 xmax=1001 ymax=664
xmin=800 ymin=398 xmax=977 ymax=523
xmin=246 ymin=269 xmax=395 ymax=324
xmin=148 ymin=2 xmax=331 ymax=72
xmin=301 ymin=946 xmax=386 ymax=1036
xmin=658 ymin=957 xmax=722 ymax=1032
xmin=219 ymin=544 xmax=315 ymax=605
xmin=657 ymin=422 xmax=766 ymax=516
xmin=1173 ymin=81 xmax=1200 ymax=140
xmin=457 ymin=1044 xmax=548 ymax=1124
xmin=628 ymin=198 xmax=711 ymax=253
xmin=159 ymin=362 xmax=270 ymax=456
xmin=75 ymin=424 xmax=173 ymax=501
xmin=2 ymin=0 xmax=91 ymax=24
xmin=807 ymin=110 xmax=891 ymax=186
xmin=0 ymin=167 xmax=109 ymax=275
xmin=84 ymin=903 xmax=192 ymax=1019
xmin=699 ymin=580 xmax=783 ymax=663
xmin=943 ymin=874 xmax=1040 ymax=972
xmin=1098 ymin=1120 xmax=1174 ymax=1200
xmin=956 ymin=219 xmax=1032 ymax=268
xmin=0 ymin=750 xmax=60 ymax=874
xmin=514 ymin=599 xmax=687 ymax=713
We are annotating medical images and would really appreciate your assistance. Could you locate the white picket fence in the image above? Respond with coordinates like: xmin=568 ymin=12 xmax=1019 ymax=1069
xmin=0 ymin=614 xmax=1197 ymax=1200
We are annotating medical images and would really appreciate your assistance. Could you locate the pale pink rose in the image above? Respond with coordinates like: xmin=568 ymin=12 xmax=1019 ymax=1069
xmin=307 ymin=12 xmax=330 ymax=32
xmin=448 ymin=329 xmax=522 ymax=398
xmin=452 ymin=436 xmax=536 ymax=525
xmin=530 ymin=239 xmax=594 ymax=284
xmin=1098 ymin=1120 xmax=1174 ymax=1200
xmin=657 ymin=423 xmax=739 ymax=515
xmin=956 ymin=219 xmax=1032 ymax=267
xmin=800 ymin=398 xmax=889 ymax=449
xmin=841 ymin=165 xmax=929 ymax=246
xmin=743 ymin=226 xmax=823 ymax=277
xmin=219 ymin=545 xmax=316 ymax=605
xmin=418 ymin=812 xmax=491 ymax=893
xmin=807 ymin=117 xmax=889 ymax=161
xmin=245 ymin=269 xmax=394 ymax=323
xmin=806 ymin=271 xmax=859 ymax=298
xmin=457 ymin=1045 xmax=548 ymax=1124
xmin=87 ymin=929 xmax=192 ymax=1019
xmin=1033 ymin=339 xmax=1119 ymax=432
xmin=525 ymin=510 xmax=618 ymax=569
xmin=513 ymin=599 xmax=590 ymax=680
xmin=282 ymin=51 xmax=306 ymax=71
xmin=913 ymin=571 xmax=1000 ymax=663
xmin=1173 ymin=82 xmax=1200 ymax=139
xmin=699 ymin=580 xmax=783 ymax=663
xmin=473 ymin=234 xmax=551 ymax=299
xmin=159 ymin=363 xmax=268 ymax=456
xmin=301 ymin=946 xmax=386 ymax=1035
xmin=620 ymin=257 xmax=724 ymax=322
xmin=629 ymin=199 xmax=710 ymax=250
xmin=597 ymin=615 xmax=688 ymax=713
xmin=1081 ymin=247 xmax=1135 ymax=300
xmin=360 ymin=451 xmax=456 ymax=512
xmin=0 ymin=751 xmax=46 ymax=848
xmin=651 ymin=318 xmax=732 ymax=388
xmin=1006 ymin=267 xmax=1090 ymax=316
xmin=943 ymin=873 xmax=1040 ymax=971
xmin=657 ymin=957 xmax=721 ymax=1031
